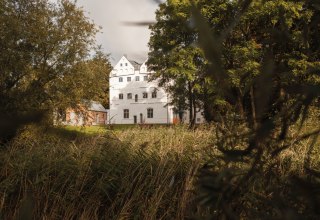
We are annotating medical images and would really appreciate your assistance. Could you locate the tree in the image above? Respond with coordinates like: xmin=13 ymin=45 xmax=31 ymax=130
xmin=148 ymin=0 xmax=208 ymax=126
xmin=192 ymin=0 xmax=320 ymax=218
xmin=0 ymin=0 xmax=110 ymax=118
xmin=149 ymin=0 xmax=320 ymax=218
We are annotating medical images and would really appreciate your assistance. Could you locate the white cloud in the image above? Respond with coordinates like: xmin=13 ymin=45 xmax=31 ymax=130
xmin=75 ymin=0 xmax=159 ymax=65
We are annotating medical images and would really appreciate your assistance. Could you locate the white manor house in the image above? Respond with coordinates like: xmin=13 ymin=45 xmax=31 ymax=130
xmin=108 ymin=55 xmax=204 ymax=124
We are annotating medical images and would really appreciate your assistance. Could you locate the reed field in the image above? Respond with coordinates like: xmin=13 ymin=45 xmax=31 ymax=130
xmin=0 ymin=122 xmax=319 ymax=219
xmin=0 ymin=125 xmax=215 ymax=219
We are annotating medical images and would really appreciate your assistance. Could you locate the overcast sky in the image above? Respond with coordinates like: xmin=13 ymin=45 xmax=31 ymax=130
xmin=75 ymin=0 xmax=160 ymax=65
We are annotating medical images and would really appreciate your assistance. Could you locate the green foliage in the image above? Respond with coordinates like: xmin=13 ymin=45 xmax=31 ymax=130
xmin=148 ymin=0 xmax=208 ymax=125
xmin=148 ymin=0 xmax=320 ymax=218
xmin=189 ymin=0 xmax=320 ymax=218
xmin=0 ymin=0 xmax=111 ymax=115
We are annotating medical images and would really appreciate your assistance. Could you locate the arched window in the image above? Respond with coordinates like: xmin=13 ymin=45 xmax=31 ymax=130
xmin=135 ymin=94 xmax=138 ymax=102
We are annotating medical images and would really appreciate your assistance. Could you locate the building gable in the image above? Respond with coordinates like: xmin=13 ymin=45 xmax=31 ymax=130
xmin=140 ymin=60 xmax=148 ymax=73
xmin=112 ymin=55 xmax=140 ymax=76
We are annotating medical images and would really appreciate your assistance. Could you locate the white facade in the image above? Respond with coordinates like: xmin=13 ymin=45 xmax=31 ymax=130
xmin=109 ymin=56 xmax=205 ymax=124
xmin=109 ymin=56 xmax=175 ymax=124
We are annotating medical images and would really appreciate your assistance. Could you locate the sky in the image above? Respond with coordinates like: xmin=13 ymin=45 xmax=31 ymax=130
xmin=75 ymin=0 xmax=160 ymax=65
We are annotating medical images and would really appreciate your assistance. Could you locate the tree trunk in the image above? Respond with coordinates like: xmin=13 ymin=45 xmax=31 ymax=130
xmin=202 ymin=88 xmax=214 ymax=122
xmin=236 ymin=88 xmax=245 ymax=120
xmin=188 ymin=81 xmax=194 ymax=126
xmin=250 ymin=85 xmax=257 ymax=130
xmin=193 ymin=96 xmax=197 ymax=126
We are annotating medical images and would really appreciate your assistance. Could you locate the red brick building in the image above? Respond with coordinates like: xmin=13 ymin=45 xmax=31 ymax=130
xmin=63 ymin=101 xmax=108 ymax=126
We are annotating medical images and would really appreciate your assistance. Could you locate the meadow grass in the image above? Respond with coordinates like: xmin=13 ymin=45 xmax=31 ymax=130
xmin=0 ymin=125 xmax=216 ymax=219
xmin=63 ymin=125 xmax=109 ymax=134
xmin=0 ymin=122 xmax=318 ymax=219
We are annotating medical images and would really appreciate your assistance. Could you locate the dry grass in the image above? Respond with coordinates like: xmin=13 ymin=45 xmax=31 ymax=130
xmin=0 ymin=125 xmax=215 ymax=219
xmin=0 ymin=123 xmax=318 ymax=219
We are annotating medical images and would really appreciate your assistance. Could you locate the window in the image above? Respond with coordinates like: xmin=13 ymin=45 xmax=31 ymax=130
xmin=197 ymin=118 xmax=201 ymax=122
xmin=125 ymin=63 xmax=128 ymax=66
xmin=147 ymin=108 xmax=153 ymax=118
xmin=119 ymin=77 xmax=123 ymax=82
xmin=135 ymin=94 xmax=138 ymax=102
xmin=152 ymin=91 xmax=157 ymax=98
xmin=143 ymin=92 xmax=148 ymax=98
xmin=127 ymin=77 xmax=131 ymax=82
xmin=135 ymin=76 xmax=140 ymax=81
xmin=119 ymin=93 xmax=123 ymax=99
xmin=120 ymin=63 xmax=123 ymax=67
xmin=127 ymin=93 xmax=132 ymax=99
xmin=143 ymin=75 xmax=148 ymax=81
xmin=124 ymin=109 xmax=129 ymax=119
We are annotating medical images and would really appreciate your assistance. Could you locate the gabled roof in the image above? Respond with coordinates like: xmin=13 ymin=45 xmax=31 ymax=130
xmin=128 ymin=60 xmax=141 ymax=71
xmin=88 ymin=101 xmax=107 ymax=113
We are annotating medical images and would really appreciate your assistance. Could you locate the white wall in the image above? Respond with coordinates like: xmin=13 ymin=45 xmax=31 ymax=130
xmin=109 ymin=56 xmax=174 ymax=124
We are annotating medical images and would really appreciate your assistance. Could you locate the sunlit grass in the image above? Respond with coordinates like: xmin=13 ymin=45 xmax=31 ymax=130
xmin=63 ymin=125 xmax=108 ymax=134
xmin=0 ymin=122 xmax=318 ymax=219
xmin=0 ymin=125 xmax=215 ymax=219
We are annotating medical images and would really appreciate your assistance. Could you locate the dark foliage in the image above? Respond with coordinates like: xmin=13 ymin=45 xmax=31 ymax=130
xmin=188 ymin=0 xmax=320 ymax=218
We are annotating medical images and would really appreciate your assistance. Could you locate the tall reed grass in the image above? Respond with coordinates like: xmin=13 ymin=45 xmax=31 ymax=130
xmin=0 ymin=123 xmax=318 ymax=219
xmin=0 ymin=125 xmax=215 ymax=219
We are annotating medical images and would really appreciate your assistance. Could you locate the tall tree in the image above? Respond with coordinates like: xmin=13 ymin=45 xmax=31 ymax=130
xmin=0 ymin=0 xmax=111 ymax=117
xmin=148 ymin=0 xmax=207 ymax=126
xmin=191 ymin=0 xmax=320 ymax=218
